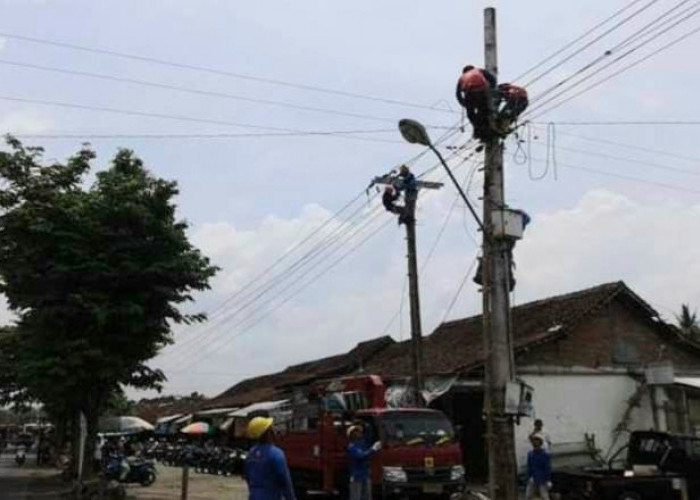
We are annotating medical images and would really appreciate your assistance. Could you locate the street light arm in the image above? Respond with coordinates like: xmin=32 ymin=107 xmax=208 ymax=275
xmin=428 ymin=144 xmax=485 ymax=233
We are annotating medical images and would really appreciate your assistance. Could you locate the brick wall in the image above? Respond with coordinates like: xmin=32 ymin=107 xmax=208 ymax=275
xmin=516 ymin=299 xmax=700 ymax=369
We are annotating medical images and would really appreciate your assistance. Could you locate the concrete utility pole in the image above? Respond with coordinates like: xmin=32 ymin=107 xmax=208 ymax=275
xmin=482 ymin=7 xmax=518 ymax=500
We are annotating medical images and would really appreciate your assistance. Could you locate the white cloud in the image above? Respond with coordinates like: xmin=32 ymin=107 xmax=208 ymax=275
xmin=517 ymin=189 xmax=700 ymax=317
xmin=0 ymin=110 xmax=53 ymax=135
xmin=0 ymin=37 xmax=6 ymax=52
xmin=145 ymin=188 xmax=699 ymax=396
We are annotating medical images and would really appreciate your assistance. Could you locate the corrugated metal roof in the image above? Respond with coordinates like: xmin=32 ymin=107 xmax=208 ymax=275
xmin=676 ymin=377 xmax=700 ymax=390
xmin=229 ymin=400 xmax=289 ymax=418
xmin=155 ymin=414 xmax=183 ymax=424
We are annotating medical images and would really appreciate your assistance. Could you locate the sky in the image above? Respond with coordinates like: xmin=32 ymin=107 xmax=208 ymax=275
xmin=1 ymin=0 xmax=699 ymax=399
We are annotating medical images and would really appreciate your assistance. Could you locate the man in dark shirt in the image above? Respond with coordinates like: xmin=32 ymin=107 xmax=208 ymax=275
xmin=526 ymin=434 xmax=551 ymax=500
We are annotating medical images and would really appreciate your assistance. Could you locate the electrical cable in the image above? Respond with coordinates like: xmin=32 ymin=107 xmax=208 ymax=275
xmin=521 ymin=0 xmax=663 ymax=87
xmin=529 ymin=156 xmax=700 ymax=194
xmin=530 ymin=140 xmax=700 ymax=177
xmin=160 ymin=131 xmax=467 ymax=362
xmin=175 ymin=153 xmax=476 ymax=372
xmin=0 ymin=59 xmax=406 ymax=124
xmin=513 ymin=0 xmax=649 ymax=82
xmin=167 ymin=145 xmax=475 ymax=371
xmin=534 ymin=126 xmax=700 ymax=164
xmin=527 ymin=0 xmax=698 ymax=104
xmin=163 ymin=143 xmax=470 ymax=366
xmin=535 ymin=120 xmax=700 ymax=126
xmin=167 ymin=126 xmax=461 ymax=341
xmin=0 ymin=31 xmax=457 ymax=114
xmin=527 ymin=24 xmax=700 ymax=119
xmin=377 ymin=151 xmax=482 ymax=340
xmin=0 ymin=94 xmax=404 ymax=145
xmin=526 ymin=2 xmax=700 ymax=113
xmin=440 ymin=257 xmax=479 ymax=324
xmin=9 ymin=130 xmax=399 ymax=140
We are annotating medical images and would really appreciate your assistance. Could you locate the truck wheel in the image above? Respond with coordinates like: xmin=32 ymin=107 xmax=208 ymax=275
xmin=618 ymin=492 xmax=641 ymax=500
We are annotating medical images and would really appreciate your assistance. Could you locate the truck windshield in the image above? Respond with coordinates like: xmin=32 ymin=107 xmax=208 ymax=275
xmin=379 ymin=412 xmax=455 ymax=447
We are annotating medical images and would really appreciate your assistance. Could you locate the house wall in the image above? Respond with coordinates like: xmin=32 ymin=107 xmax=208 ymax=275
xmin=513 ymin=373 xmax=655 ymax=470
xmin=516 ymin=300 xmax=700 ymax=369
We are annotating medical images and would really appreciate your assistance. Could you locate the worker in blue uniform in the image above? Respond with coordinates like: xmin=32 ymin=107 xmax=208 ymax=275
xmin=346 ymin=425 xmax=381 ymax=500
xmin=245 ymin=416 xmax=296 ymax=500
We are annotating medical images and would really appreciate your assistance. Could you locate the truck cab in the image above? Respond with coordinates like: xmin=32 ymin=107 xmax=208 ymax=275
xmin=358 ymin=407 xmax=465 ymax=499
xmin=275 ymin=374 xmax=465 ymax=499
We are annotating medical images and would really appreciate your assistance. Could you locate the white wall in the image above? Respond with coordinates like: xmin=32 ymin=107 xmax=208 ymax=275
xmin=513 ymin=373 xmax=656 ymax=470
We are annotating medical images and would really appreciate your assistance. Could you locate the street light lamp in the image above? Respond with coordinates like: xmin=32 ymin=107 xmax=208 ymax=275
xmin=398 ymin=119 xmax=431 ymax=146
xmin=398 ymin=119 xmax=484 ymax=232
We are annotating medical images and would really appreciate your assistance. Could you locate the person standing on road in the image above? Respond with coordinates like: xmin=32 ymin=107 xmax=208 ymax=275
xmin=346 ymin=425 xmax=381 ymax=500
xmin=529 ymin=419 xmax=552 ymax=452
xmin=245 ymin=416 xmax=296 ymax=500
xmin=526 ymin=434 xmax=552 ymax=500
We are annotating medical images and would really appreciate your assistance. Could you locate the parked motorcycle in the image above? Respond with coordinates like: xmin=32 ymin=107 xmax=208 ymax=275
xmin=104 ymin=455 xmax=157 ymax=487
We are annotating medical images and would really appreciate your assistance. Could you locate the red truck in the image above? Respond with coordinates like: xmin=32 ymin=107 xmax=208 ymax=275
xmin=275 ymin=374 xmax=465 ymax=499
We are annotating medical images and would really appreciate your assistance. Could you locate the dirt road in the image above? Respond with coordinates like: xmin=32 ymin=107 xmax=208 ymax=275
xmin=126 ymin=464 xmax=248 ymax=500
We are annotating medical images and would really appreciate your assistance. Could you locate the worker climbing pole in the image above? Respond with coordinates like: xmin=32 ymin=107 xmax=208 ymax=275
xmin=372 ymin=166 xmax=442 ymax=405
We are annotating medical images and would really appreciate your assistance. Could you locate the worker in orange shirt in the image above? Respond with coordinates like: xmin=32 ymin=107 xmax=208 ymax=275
xmin=455 ymin=65 xmax=497 ymax=141
xmin=496 ymin=82 xmax=529 ymax=134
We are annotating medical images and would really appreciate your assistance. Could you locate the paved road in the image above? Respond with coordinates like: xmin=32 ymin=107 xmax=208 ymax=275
xmin=0 ymin=450 xmax=68 ymax=499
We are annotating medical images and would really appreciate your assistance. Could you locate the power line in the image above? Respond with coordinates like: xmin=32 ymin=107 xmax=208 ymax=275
xmin=530 ymin=156 xmax=700 ymax=194
xmin=527 ymin=0 xmax=698 ymax=103
xmin=536 ymin=127 xmax=700 ymax=163
xmin=167 ymin=145 xmax=475 ymax=371
xmin=378 ymin=152 xmax=483 ymax=339
xmin=163 ymin=127 xmax=461 ymax=352
xmin=521 ymin=0 xmax=663 ymax=87
xmin=173 ymin=154 xmax=475 ymax=372
xmin=160 ymin=132 xmax=467 ymax=363
xmin=0 ymin=94 xmax=405 ymax=144
xmin=164 ymin=143 xmax=469 ymax=365
xmin=9 ymin=130 xmax=399 ymax=140
xmin=0 ymin=31 xmax=456 ymax=114
xmin=529 ymin=141 xmax=700 ymax=177
xmin=527 ymin=24 xmax=700 ymax=119
xmin=171 ymin=215 xmax=395 ymax=372
xmin=440 ymin=257 xmax=479 ymax=324
xmin=513 ymin=0 xmax=649 ymax=82
xmin=0 ymin=59 xmax=404 ymax=124
xmin=536 ymin=120 xmax=700 ymax=126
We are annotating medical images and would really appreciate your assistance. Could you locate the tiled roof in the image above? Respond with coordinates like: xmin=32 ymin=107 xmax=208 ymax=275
xmin=364 ymin=281 xmax=656 ymax=378
xmin=203 ymin=336 xmax=395 ymax=409
xmin=203 ymin=281 xmax=699 ymax=408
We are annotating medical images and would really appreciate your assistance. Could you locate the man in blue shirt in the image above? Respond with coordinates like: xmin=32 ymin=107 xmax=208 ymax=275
xmin=526 ymin=434 xmax=551 ymax=500
xmin=347 ymin=425 xmax=381 ymax=500
xmin=245 ymin=416 xmax=296 ymax=500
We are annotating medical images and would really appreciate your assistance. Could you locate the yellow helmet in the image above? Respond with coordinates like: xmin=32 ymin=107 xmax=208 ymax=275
xmin=248 ymin=417 xmax=274 ymax=439
xmin=346 ymin=425 xmax=363 ymax=439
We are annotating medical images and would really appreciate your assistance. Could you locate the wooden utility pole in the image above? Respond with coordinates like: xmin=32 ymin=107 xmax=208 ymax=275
xmin=373 ymin=173 xmax=442 ymax=403
xmin=405 ymin=194 xmax=425 ymax=404
xmin=482 ymin=7 xmax=518 ymax=500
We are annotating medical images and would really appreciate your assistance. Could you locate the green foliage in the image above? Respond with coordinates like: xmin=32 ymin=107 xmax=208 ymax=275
xmin=676 ymin=304 xmax=700 ymax=341
xmin=103 ymin=388 xmax=136 ymax=416
xmin=0 ymin=136 xmax=218 ymax=429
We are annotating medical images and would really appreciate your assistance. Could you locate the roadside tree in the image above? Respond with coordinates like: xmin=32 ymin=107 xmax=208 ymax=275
xmin=0 ymin=137 xmax=218 ymax=477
